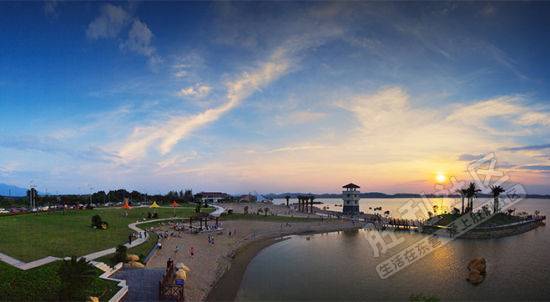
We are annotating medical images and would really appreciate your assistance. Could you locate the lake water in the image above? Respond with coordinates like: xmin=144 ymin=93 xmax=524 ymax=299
xmin=236 ymin=198 xmax=550 ymax=301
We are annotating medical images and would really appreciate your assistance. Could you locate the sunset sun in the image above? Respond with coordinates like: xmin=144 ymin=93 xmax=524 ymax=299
xmin=436 ymin=173 xmax=447 ymax=184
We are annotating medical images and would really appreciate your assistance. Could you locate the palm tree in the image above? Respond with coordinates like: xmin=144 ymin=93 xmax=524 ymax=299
xmin=456 ymin=188 xmax=468 ymax=214
xmin=58 ymin=256 xmax=97 ymax=301
xmin=285 ymin=195 xmax=290 ymax=207
xmin=490 ymin=185 xmax=505 ymax=213
xmin=465 ymin=182 xmax=481 ymax=213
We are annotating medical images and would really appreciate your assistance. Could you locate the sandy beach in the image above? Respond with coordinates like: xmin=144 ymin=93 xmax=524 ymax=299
xmin=146 ymin=203 xmax=359 ymax=302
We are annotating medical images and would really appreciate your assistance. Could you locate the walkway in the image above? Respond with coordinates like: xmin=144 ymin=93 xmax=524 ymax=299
xmin=112 ymin=268 xmax=168 ymax=302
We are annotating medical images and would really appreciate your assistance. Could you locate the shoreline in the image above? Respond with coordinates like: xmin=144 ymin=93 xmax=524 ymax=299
xmin=205 ymin=236 xmax=288 ymax=302
xmin=205 ymin=225 xmax=361 ymax=302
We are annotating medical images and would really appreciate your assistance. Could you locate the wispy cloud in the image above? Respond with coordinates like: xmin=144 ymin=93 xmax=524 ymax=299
xmin=177 ymin=84 xmax=212 ymax=99
xmin=86 ymin=4 xmax=130 ymax=39
xmin=0 ymin=136 xmax=119 ymax=163
xmin=501 ymin=144 xmax=550 ymax=152
xmin=518 ymin=165 xmax=550 ymax=171
xmin=118 ymin=47 xmax=292 ymax=161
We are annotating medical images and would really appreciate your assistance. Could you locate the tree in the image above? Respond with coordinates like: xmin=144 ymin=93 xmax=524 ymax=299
xmin=244 ymin=205 xmax=249 ymax=215
xmin=195 ymin=204 xmax=202 ymax=213
xmin=264 ymin=207 xmax=269 ymax=217
xmin=465 ymin=182 xmax=481 ymax=213
xmin=456 ymin=188 xmax=468 ymax=214
xmin=58 ymin=256 xmax=96 ymax=301
xmin=490 ymin=185 xmax=505 ymax=213
xmin=183 ymin=189 xmax=193 ymax=203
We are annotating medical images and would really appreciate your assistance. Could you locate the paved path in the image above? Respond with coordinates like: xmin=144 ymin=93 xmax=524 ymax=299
xmin=112 ymin=268 xmax=168 ymax=302
xmin=210 ymin=204 xmax=225 ymax=217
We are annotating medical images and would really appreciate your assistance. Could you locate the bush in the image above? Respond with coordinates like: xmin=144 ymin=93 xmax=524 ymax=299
xmin=152 ymin=212 xmax=159 ymax=219
xmin=147 ymin=212 xmax=152 ymax=219
xmin=113 ymin=245 xmax=127 ymax=264
xmin=91 ymin=215 xmax=102 ymax=228
xmin=91 ymin=214 xmax=108 ymax=230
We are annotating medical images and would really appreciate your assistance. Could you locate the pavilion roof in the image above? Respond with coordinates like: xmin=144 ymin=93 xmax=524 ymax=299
xmin=342 ymin=183 xmax=360 ymax=189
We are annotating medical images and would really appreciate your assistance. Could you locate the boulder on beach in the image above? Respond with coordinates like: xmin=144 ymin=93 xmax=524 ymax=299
xmin=127 ymin=254 xmax=140 ymax=262
xmin=128 ymin=261 xmax=145 ymax=268
xmin=467 ymin=257 xmax=487 ymax=274
xmin=467 ymin=270 xmax=484 ymax=285
xmin=466 ymin=257 xmax=487 ymax=285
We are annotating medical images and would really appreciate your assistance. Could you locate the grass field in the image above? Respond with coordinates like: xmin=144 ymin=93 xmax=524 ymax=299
xmin=0 ymin=205 xmax=210 ymax=262
xmin=0 ymin=261 xmax=119 ymax=301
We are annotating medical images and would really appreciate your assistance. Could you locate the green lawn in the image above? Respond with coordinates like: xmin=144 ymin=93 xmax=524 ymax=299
xmin=0 ymin=205 xmax=210 ymax=262
xmin=0 ymin=261 xmax=119 ymax=302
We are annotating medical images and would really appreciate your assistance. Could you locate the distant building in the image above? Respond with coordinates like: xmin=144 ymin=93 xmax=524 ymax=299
xmin=342 ymin=183 xmax=360 ymax=215
xmin=200 ymin=192 xmax=229 ymax=203
xmin=239 ymin=194 xmax=257 ymax=203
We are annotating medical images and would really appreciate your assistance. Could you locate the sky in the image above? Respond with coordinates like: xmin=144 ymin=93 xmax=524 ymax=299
xmin=1 ymin=1 xmax=550 ymax=195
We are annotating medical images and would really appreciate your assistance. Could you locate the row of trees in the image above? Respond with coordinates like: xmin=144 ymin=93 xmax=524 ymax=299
xmin=456 ymin=183 xmax=506 ymax=214
xmin=5 ymin=188 xmax=198 ymax=208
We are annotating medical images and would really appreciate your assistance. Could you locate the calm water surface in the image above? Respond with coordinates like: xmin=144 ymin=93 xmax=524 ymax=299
xmin=236 ymin=199 xmax=550 ymax=301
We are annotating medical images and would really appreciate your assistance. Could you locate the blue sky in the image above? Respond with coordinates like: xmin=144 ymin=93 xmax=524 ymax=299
xmin=1 ymin=1 xmax=549 ymax=194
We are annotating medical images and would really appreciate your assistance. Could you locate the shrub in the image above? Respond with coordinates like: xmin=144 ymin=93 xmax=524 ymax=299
xmin=91 ymin=215 xmax=102 ymax=228
xmin=152 ymin=212 xmax=159 ymax=219
xmin=113 ymin=245 xmax=128 ymax=264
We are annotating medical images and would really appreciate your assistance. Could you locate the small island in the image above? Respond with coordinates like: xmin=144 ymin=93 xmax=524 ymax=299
xmin=421 ymin=183 xmax=546 ymax=239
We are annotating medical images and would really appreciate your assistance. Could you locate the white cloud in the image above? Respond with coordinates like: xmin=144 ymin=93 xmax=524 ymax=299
xmin=86 ymin=4 xmax=130 ymax=39
xmin=118 ymin=47 xmax=291 ymax=161
xmin=177 ymin=84 xmax=212 ymax=99
xmin=120 ymin=20 xmax=162 ymax=68
xmin=515 ymin=112 xmax=550 ymax=126
xmin=87 ymin=6 xmax=161 ymax=69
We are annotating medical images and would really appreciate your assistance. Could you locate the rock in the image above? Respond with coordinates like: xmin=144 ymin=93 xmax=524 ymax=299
xmin=126 ymin=254 xmax=140 ymax=262
xmin=467 ymin=257 xmax=487 ymax=274
xmin=87 ymin=297 xmax=99 ymax=302
xmin=467 ymin=270 xmax=484 ymax=285
xmin=128 ymin=261 xmax=145 ymax=268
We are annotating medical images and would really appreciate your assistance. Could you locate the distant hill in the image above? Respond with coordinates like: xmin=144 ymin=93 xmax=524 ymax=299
xmin=266 ymin=192 xmax=550 ymax=199
xmin=0 ymin=183 xmax=27 ymax=197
